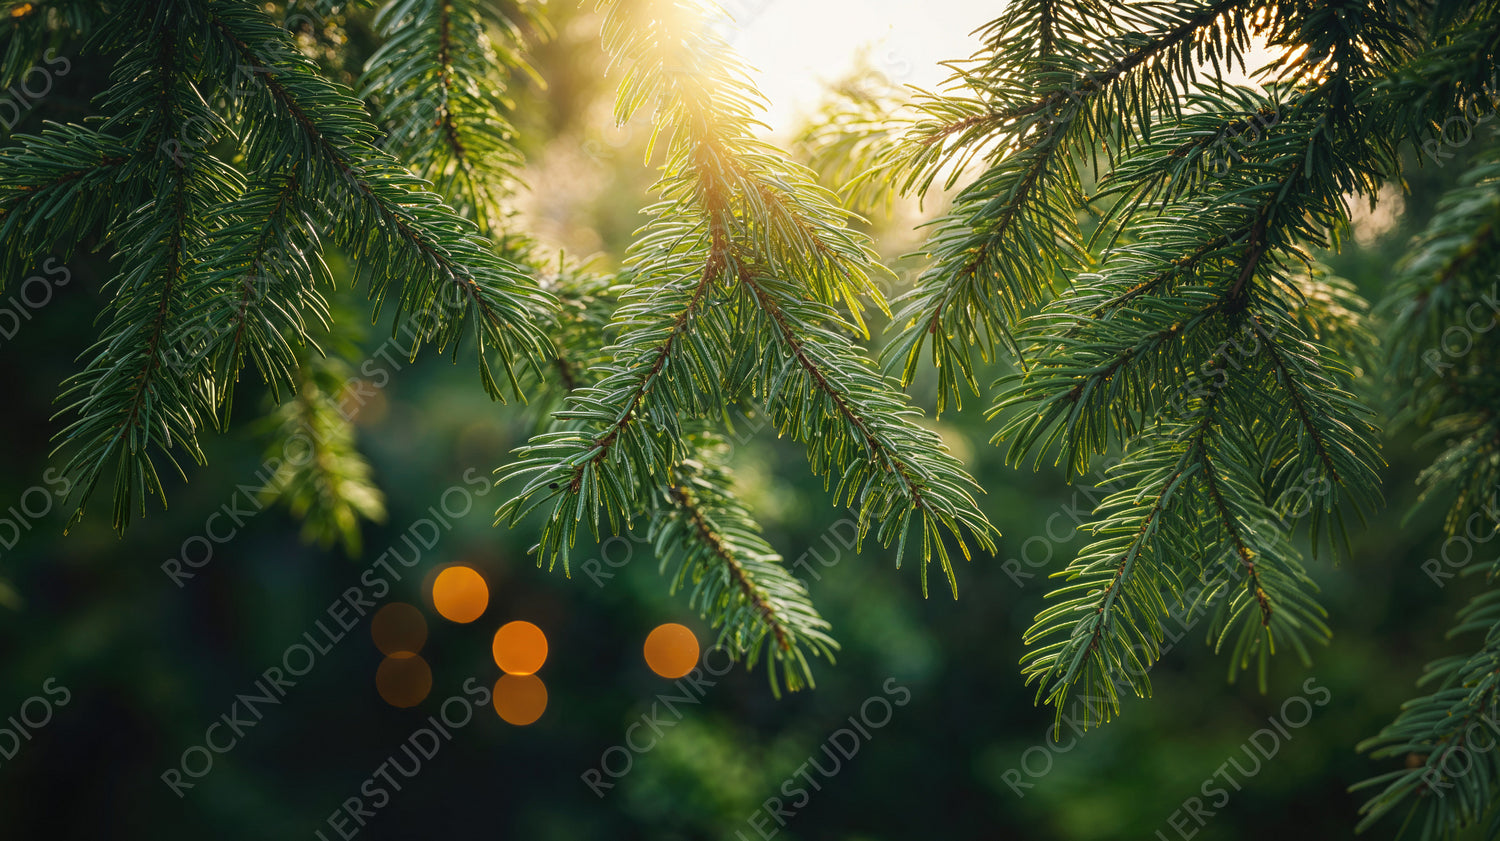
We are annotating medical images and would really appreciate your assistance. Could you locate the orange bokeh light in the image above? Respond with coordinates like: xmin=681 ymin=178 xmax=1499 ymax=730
xmin=376 ymin=653 xmax=432 ymax=708
xmin=431 ymin=565 xmax=488 ymax=623
xmin=492 ymin=621 xmax=548 ymax=675
xmin=493 ymin=674 xmax=547 ymax=725
xmin=371 ymin=602 xmax=428 ymax=656
xmin=643 ymin=623 xmax=699 ymax=679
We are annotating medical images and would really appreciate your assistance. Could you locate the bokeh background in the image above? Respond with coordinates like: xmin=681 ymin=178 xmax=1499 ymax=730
xmin=0 ymin=1 xmax=1488 ymax=838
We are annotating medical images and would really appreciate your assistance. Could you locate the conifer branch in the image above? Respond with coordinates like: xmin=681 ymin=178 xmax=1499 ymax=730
xmin=499 ymin=0 xmax=996 ymax=595
xmin=256 ymin=355 xmax=385 ymax=554
xmin=197 ymin=0 xmax=552 ymax=399
xmin=0 ymin=126 xmax=129 ymax=287
xmin=495 ymin=231 xmax=732 ymax=572
xmin=650 ymin=434 xmax=836 ymax=695
xmin=739 ymin=266 xmax=996 ymax=596
xmin=877 ymin=0 xmax=1260 ymax=412
xmin=1356 ymin=591 xmax=1500 ymax=838
xmin=182 ymin=170 xmax=331 ymax=417
xmin=52 ymin=13 xmax=235 ymax=528
xmin=362 ymin=0 xmax=531 ymax=234
xmin=990 ymin=41 xmax=1386 ymax=728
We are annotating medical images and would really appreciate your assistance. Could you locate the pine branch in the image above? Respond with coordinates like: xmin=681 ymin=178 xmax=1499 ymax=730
xmin=362 ymin=0 xmax=531 ymax=234
xmin=255 ymin=354 xmax=385 ymax=554
xmin=872 ymin=0 xmax=1413 ymax=424
xmin=1191 ymin=410 xmax=1331 ymax=682
xmin=651 ymin=432 xmax=836 ymax=695
xmin=0 ymin=124 xmax=129 ymax=288
xmin=500 ymin=261 xmax=836 ymax=692
xmin=1356 ymin=589 xmax=1500 ymax=839
xmin=739 ymin=266 xmax=996 ymax=597
xmin=496 ymin=235 xmax=732 ymax=572
xmin=877 ymin=0 xmax=1257 ymax=412
xmin=1248 ymin=308 xmax=1383 ymax=548
xmin=1022 ymin=343 xmax=1332 ymax=727
xmin=195 ymin=0 xmax=553 ymax=400
xmin=499 ymin=0 xmax=996 ymax=594
xmin=995 ymin=75 xmax=1384 ymax=724
xmin=52 ymin=13 xmax=236 ymax=528
xmin=992 ymin=284 xmax=1231 ymax=477
xmin=920 ymin=0 xmax=1246 ymax=178
xmin=177 ymin=170 xmax=332 ymax=417
xmin=17 ymin=0 xmax=552 ymax=526
xmin=1021 ymin=390 xmax=1221 ymax=726
xmin=995 ymin=98 xmax=1382 ymax=488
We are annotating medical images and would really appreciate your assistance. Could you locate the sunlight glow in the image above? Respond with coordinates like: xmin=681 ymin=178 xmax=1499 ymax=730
xmin=725 ymin=1 xmax=1283 ymax=136
xmin=725 ymin=0 xmax=997 ymax=135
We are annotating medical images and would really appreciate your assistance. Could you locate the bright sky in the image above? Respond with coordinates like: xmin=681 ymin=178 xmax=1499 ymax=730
xmin=725 ymin=1 xmax=1278 ymax=136
xmin=724 ymin=0 xmax=1000 ymax=134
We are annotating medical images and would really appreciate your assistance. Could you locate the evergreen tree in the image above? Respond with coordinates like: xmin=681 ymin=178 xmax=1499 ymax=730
xmin=799 ymin=0 xmax=1497 ymax=835
xmin=4 ymin=0 xmax=1500 ymax=835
